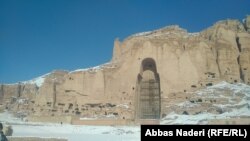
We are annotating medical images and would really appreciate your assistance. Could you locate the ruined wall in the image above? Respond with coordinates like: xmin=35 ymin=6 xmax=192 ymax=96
xmin=1 ymin=16 xmax=250 ymax=123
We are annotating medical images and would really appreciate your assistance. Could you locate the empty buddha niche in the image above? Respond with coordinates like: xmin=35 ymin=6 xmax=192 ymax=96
xmin=136 ymin=58 xmax=161 ymax=119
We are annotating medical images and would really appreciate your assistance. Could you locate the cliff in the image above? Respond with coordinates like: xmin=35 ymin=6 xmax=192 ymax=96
xmin=0 ymin=16 xmax=250 ymax=124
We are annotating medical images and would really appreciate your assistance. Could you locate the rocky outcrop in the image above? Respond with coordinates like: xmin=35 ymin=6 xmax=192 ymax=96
xmin=244 ymin=15 xmax=250 ymax=32
xmin=0 ymin=16 xmax=250 ymax=124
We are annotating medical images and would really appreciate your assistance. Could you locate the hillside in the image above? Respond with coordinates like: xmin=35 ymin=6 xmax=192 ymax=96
xmin=0 ymin=16 xmax=250 ymax=124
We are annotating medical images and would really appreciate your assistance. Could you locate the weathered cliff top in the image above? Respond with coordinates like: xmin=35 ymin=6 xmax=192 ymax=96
xmin=2 ymin=16 xmax=250 ymax=87
xmin=126 ymin=17 xmax=249 ymax=40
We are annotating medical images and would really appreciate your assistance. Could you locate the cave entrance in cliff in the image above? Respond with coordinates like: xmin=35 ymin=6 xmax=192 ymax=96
xmin=136 ymin=58 xmax=161 ymax=120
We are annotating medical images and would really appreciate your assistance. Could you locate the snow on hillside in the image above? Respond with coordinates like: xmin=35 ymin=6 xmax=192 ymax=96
xmin=70 ymin=62 xmax=116 ymax=73
xmin=188 ymin=32 xmax=200 ymax=36
xmin=71 ymin=65 xmax=103 ymax=73
xmin=161 ymin=81 xmax=250 ymax=124
xmin=129 ymin=25 xmax=200 ymax=38
xmin=196 ymin=81 xmax=250 ymax=95
xmin=131 ymin=31 xmax=153 ymax=37
xmin=161 ymin=106 xmax=250 ymax=124
xmin=5 ymin=62 xmax=118 ymax=87
xmin=21 ymin=73 xmax=50 ymax=87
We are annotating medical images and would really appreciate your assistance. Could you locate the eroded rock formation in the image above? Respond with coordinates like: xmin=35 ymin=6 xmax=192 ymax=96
xmin=0 ymin=16 xmax=250 ymax=124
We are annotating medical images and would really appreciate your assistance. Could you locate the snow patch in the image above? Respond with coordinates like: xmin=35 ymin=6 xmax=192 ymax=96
xmin=161 ymin=105 xmax=250 ymax=124
xmin=188 ymin=32 xmax=200 ymax=36
xmin=242 ymin=18 xmax=246 ymax=24
xmin=72 ymin=65 xmax=103 ymax=73
xmin=161 ymin=81 xmax=250 ymax=124
xmin=17 ymin=98 xmax=27 ymax=104
xmin=79 ymin=117 xmax=97 ymax=120
xmin=176 ymin=101 xmax=199 ymax=108
xmin=131 ymin=31 xmax=153 ymax=37
xmin=117 ymin=104 xmax=129 ymax=109
xmin=129 ymin=25 xmax=200 ymax=38
xmin=196 ymin=81 xmax=250 ymax=96
xmin=21 ymin=73 xmax=50 ymax=87
xmin=70 ymin=62 xmax=116 ymax=73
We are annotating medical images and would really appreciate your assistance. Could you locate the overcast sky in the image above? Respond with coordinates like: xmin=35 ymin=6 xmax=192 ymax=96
xmin=1 ymin=0 xmax=250 ymax=83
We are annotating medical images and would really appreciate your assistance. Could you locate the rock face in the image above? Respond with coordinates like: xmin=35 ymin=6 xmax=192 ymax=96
xmin=0 ymin=16 xmax=250 ymax=124
xmin=244 ymin=15 xmax=250 ymax=32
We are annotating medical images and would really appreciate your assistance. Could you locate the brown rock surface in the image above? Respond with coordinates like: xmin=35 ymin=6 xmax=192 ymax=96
xmin=0 ymin=17 xmax=250 ymax=124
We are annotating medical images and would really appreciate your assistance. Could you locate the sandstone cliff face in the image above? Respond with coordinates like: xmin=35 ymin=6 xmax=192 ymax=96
xmin=0 ymin=16 xmax=250 ymax=123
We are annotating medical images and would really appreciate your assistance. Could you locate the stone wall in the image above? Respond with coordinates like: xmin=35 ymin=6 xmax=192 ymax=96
xmin=27 ymin=116 xmax=72 ymax=124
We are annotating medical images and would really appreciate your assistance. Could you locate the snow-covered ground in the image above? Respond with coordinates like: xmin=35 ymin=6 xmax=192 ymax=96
xmin=0 ymin=111 xmax=140 ymax=141
xmin=12 ymin=124 xmax=140 ymax=141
